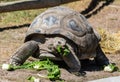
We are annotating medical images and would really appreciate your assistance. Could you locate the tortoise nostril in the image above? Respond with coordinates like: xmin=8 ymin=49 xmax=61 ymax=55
xmin=58 ymin=41 xmax=61 ymax=44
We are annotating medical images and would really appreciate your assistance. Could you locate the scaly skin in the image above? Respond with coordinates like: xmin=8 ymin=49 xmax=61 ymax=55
xmin=9 ymin=41 xmax=39 ymax=66
xmin=9 ymin=37 xmax=109 ymax=74
xmin=9 ymin=37 xmax=81 ymax=74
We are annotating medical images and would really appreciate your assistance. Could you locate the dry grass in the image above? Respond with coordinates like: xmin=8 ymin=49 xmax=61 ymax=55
xmin=98 ymin=28 xmax=120 ymax=54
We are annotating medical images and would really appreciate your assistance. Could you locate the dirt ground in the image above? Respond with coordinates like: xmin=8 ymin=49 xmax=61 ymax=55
xmin=0 ymin=54 xmax=120 ymax=82
xmin=0 ymin=0 xmax=120 ymax=82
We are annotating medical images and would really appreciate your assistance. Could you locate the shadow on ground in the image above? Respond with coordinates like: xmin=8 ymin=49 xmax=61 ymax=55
xmin=53 ymin=59 xmax=103 ymax=76
xmin=0 ymin=0 xmax=115 ymax=32
xmin=0 ymin=24 xmax=30 ymax=32
xmin=81 ymin=0 xmax=114 ymax=18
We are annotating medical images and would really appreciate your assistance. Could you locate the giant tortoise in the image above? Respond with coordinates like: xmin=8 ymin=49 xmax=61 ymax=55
xmin=9 ymin=6 xmax=109 ymax=74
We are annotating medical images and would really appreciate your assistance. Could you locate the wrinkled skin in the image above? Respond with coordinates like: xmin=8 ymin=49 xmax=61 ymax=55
xmin=9 ymin=36 xmax=109 ymax=74
xmin=9 ymin=6 xmax=109 ymax=74
xmin=10 ymin=36 xmax=81 ymax=73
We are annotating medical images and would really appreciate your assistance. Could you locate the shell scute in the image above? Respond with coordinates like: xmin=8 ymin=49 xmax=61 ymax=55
xmin=25 ymin=6 xmax=100 ymax=50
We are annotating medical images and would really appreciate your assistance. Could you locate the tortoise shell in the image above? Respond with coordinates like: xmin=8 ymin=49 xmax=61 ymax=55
xmin=25 ymin=6 xmax=100 ymax=52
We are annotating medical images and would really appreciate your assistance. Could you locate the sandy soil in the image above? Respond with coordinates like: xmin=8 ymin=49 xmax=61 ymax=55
xmin=0 ymin=54 xmax=120 ymax=82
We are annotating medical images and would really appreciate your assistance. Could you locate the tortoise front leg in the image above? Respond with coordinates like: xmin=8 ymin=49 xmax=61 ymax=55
xmin=62 ymin=50 xmax=81 ymax=74
xmin=61 ymin=44 xmax=81 ymax=74
xmin=9 ymin=41 xmax=39 ymax=65
xmin=51 ymin=37 xmax=81 ymax=74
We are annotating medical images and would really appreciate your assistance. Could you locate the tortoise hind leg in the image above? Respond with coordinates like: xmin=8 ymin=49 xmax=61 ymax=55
xmin=94 ymin=44 xmax=110 ymax=66
xmin=9 ymin=41 xmax=39 ymax=65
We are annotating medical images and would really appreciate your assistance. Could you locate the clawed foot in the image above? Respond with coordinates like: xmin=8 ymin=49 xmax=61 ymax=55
xmin=9 ymin=59 xmax=22 ymax=66
xmin=70 ymin=71 xmax=86 ymax=76
xmin=10 ymin=61 xmax=21 ymax=66
xmin=68 ymin=69 xmax=86 ymax=76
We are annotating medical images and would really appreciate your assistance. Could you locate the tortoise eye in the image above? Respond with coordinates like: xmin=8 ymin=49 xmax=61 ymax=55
xmin=68 ymin=20 xmax=82 ymax=32
xmin=43 ymin=16 xmax=58 ymax=27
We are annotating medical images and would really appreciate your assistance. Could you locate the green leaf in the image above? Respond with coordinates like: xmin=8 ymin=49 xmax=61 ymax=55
xmin=104 ymin=63 xmax=119 ymax=72
xmin=9 ymin=59 xmax=61 ymax=80
xmin=56 ymin=45 xmax=62 ymax=53
xmin=63 ymin=48 xmax=70 ymax=56
xmin=2 ymin=63 xmax=14 ymax=71
xmin=47 ymin=65 xmax=61 ymax=80
xmin=27 ymin=76 xmax=36 ymax=82
xmin=56 ymin=45 xmax=70 ymax=56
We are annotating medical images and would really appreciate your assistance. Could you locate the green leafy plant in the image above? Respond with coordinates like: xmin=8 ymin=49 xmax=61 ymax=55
xmin=2 ymin=63 xmax=13 ymax=71
xmin=104 ymin=63 xmax=119 ymax=72
xmin=2 ymin=59 xmax=61 ymax=80
xmin=27 ymin=76 xmax=40 ymax=82
xmin=56 ymin=45 xmax=70 ymax=56
xmin=37 ymin=65 xmax=60 ymax=80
